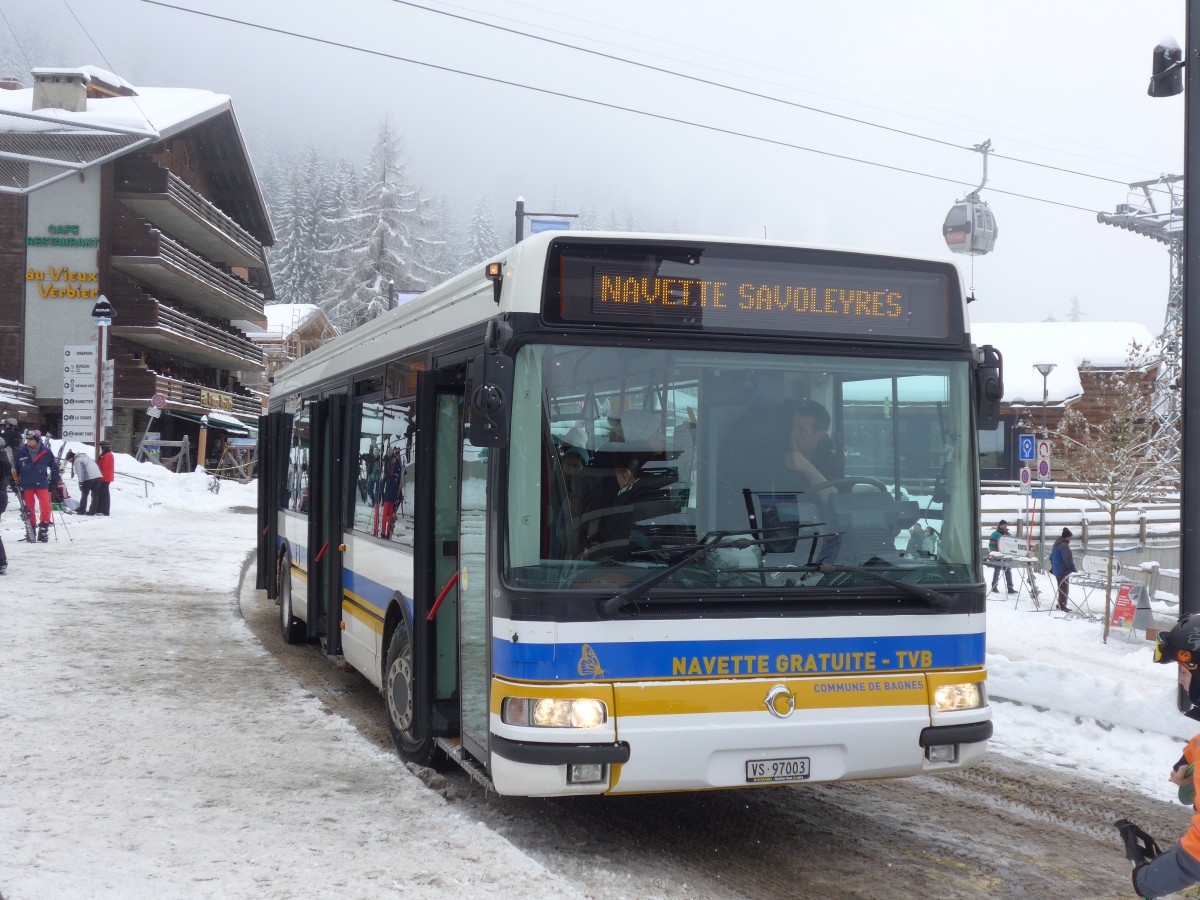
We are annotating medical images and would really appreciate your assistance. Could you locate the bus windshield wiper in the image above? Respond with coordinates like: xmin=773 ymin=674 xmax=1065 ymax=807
xmin=601 ymin=529 xmax=780 ymax=617
xmin=797 ymin=563 xmax=954 ymax=609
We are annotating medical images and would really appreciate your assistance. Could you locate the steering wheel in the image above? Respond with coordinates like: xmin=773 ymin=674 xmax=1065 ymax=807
xmin=808 ymin=476 xmax=889 ymax=494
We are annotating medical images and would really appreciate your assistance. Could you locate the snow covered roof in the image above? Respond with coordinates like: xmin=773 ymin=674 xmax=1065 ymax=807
xmin=1 ymin=69 xmax=231 ymax=139
xmin=971 ymin=321 xmax=1156 ymax=405
xmin=0 ymin=66 xmax=273 ymax=244
xmin=244 ymin=304 xmax=327 ymax=340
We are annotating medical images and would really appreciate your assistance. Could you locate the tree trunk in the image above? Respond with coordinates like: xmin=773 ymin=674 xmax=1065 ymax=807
xmin=1102 ymin=508 xmax=1117 ymax=643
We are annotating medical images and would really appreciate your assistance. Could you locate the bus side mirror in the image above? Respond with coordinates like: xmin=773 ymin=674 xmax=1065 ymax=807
xmin=468 ymin=352 xmax=514 ymax=448
xmin=975 ymin=344 xmax=1003 ymax=431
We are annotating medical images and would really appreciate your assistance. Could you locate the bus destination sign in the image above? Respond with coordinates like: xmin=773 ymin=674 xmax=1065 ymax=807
xmin=548 ymin=243 xmax=958 ymax=341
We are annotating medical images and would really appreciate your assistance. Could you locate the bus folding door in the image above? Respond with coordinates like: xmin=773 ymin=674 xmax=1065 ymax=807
xmin=258 ymin=410 xmax=287 ymax=597
xmin=413 ymin=368 xmax=467 ymax=751
xmin=306 ymin=393 xmax=346 ymax=653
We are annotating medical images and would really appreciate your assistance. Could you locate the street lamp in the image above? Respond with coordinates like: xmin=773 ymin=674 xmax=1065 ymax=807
xmin=1034 ymin=363 xmax=1056 ymax=434
xmin=1032 ymin=362 xmax=1055 ymax=573
xmin=90 ymin=295 xmax=116 ymax=455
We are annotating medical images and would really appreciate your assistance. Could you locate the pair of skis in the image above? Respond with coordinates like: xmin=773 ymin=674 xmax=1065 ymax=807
xmin=11 ymin=484 xmax=35 ymax=542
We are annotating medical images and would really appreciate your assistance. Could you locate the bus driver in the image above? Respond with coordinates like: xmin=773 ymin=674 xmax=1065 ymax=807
xmin=784 ymin=398 xmax=842 ymax=504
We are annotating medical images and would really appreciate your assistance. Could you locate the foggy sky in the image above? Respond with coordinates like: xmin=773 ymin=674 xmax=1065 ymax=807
xmin=2 ymin=0 xmax=1184 ymax=332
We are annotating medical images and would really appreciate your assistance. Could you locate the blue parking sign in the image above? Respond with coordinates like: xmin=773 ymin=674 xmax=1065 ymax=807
xmin=1018 ymin=435 xmax=1035 ymax=461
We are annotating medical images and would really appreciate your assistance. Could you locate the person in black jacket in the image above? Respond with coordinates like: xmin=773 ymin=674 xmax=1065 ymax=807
xmin=0 ymin=418 xmax=21 ymax=457
xmin=0 ymin=436 xmax=10 ymax=520
xmin=1049 ymin=528 xmax=1078 ymax=613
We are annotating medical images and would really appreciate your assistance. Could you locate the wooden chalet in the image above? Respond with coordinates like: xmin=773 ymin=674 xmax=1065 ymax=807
xmin=0 ymin=66 xmax=273 ymax=459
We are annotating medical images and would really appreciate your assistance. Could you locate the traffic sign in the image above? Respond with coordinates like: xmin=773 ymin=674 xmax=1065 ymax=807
xmin=1038 ymin=458 xmax=1051 ymax=480
xmin=1019 ymin=466 xmax=1032 ymax=494
xmin=1018 ymin=435 xmax=1035 ymax=461
xmin=146 ymin=406 xmax=162 ymax=419
xmin=1037 ymin=439 xmax=1052 ymax=461
xmin=151 ymin=393 xmax=166 ymax=409
xmin=1031 ymin=487 xmax=1056 ymax=500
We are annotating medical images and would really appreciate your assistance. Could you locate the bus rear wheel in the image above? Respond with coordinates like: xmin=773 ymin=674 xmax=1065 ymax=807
xmin=385 ymin=620 xmax=436 ymax=765
xmin=278 ymin=557 xmax=305 ymax=644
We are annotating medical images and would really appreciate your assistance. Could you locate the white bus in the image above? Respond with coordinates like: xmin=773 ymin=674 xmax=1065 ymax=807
xmin=256 ymin=232 xmax=1002 ymax=797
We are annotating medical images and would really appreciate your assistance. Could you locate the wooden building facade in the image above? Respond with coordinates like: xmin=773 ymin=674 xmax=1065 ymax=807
xmin=0 ymin=66 xmax=273 ymax=458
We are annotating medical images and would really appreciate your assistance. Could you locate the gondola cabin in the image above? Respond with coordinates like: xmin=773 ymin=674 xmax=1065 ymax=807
xmin=943 ymin=197 xmax=998 ymax=256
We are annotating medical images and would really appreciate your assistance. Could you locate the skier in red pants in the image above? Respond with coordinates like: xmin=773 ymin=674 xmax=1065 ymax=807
xmin=14 ymin=431 xmax=61 ymax=543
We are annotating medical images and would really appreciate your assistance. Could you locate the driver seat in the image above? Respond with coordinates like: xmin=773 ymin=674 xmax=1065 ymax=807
xmin=742 ymin=490 xmax=822 ymax=558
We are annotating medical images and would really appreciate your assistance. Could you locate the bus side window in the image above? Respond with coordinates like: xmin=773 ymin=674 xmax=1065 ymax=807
xmin=383 ymin=398 xmax=415 ymax=547
xmin=287 ymin=404 xmax=310 ymax=513
xmin=353 ymin=400 xmax=384 ymax=534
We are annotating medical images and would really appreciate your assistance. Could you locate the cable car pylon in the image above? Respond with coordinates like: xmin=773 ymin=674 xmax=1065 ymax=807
xmin=943 ymin=140 xmax=999 ymax=256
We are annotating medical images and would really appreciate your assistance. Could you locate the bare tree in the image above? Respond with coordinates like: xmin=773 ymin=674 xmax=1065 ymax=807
xmin=1048 ymin=339 xmax=1179 ymax=641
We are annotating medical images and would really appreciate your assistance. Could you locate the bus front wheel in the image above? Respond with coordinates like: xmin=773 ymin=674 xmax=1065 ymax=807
xmin=385 ymin=620 xmax=435 ymax=764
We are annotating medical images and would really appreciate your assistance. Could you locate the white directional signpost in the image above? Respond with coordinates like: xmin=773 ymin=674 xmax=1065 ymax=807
xmin=91 ymin=295 xmax=116 ymax=450
xmin=102 ymin=357 xmax=114 ymax=428
xmin=62 ymin=344 xmax=97 ymax=441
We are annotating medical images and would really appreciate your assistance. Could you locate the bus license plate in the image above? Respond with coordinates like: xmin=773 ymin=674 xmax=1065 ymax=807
xmin=746 ymin=756 xmax=810 ymax=783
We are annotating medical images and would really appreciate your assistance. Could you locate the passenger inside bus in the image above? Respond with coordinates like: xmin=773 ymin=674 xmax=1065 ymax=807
xmin=573 ymin=437 xmax=686 ymax=561
xmin=575 ymin=446 xmax=646 ymax=559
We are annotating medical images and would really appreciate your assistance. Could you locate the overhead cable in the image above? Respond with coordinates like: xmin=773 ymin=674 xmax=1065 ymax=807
xmin=139 ymin=0 xmax=1104 ymax=214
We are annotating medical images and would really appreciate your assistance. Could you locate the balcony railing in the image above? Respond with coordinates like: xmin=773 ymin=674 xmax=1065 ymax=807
xmin=0 ymin=377 xmax=36 ymax=411
xmin=111 ymin=228 xmax=266 ymax=326
xmin=111 ymin=296 xmax=264 ymax=371
xmin=115 ymin=163 xmax=265 ymax=268
xmin=115 ymin=361 xmax=263 ymax=420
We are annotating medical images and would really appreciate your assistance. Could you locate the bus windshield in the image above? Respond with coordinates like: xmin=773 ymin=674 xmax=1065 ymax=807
xmin=505 ymin=342 xmax=978 ymax=594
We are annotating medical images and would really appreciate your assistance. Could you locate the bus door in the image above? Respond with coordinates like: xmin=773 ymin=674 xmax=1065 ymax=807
xmin=306 ymin=392 xmax=345 ymax=654
xmin=256 ymin=412 xmax=274 ymax=594
xmin=414 ymin=368 xmax=467 ymax=751
xmin=259 ymin=408 xmax=291 ymax=598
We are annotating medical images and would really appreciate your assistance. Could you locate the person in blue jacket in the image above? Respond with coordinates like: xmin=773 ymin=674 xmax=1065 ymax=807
xmin=14 ymin=431 xmax=62 ymax=543
xmin=1049 ymin=527 xmax=1077 ymax=613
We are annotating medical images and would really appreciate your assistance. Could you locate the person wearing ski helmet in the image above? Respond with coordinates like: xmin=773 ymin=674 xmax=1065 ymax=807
xmin=14 ymin=430 xmax=61 ymax=543
xmin=0 ymin=418 xmax=21 ymax=456
xmin=1134 ymin=615 xmax=1200 ymax=898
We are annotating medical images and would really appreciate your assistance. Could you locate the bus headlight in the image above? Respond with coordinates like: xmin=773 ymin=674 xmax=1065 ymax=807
xmin=934 ymin=682 xmax=984 ymax=712
xmin=501 ymin=697 xmax=608 ymax=728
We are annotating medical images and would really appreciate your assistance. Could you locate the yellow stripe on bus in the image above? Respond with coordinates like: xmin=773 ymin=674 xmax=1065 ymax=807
xmin=614 ymin=675 xmax=930 ymax=716
xmin=489 ymin=673 xmax=987 ymax=718
xmin=342 ymin=592 xmax=385 ymax=634
xmin=926 ymin=669 xmax=986 ymax=689
xmin=490 ymin=679 xmax=616 ymax=715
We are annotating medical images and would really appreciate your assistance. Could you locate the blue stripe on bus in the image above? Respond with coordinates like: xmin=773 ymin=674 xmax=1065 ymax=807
xmin=492 ymin=632 xmax=985 ymax=681
xmin=343 ymin=568 xmax=394 ymax=615
xmin=278 ymin=538 xmax=400 ymax=619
